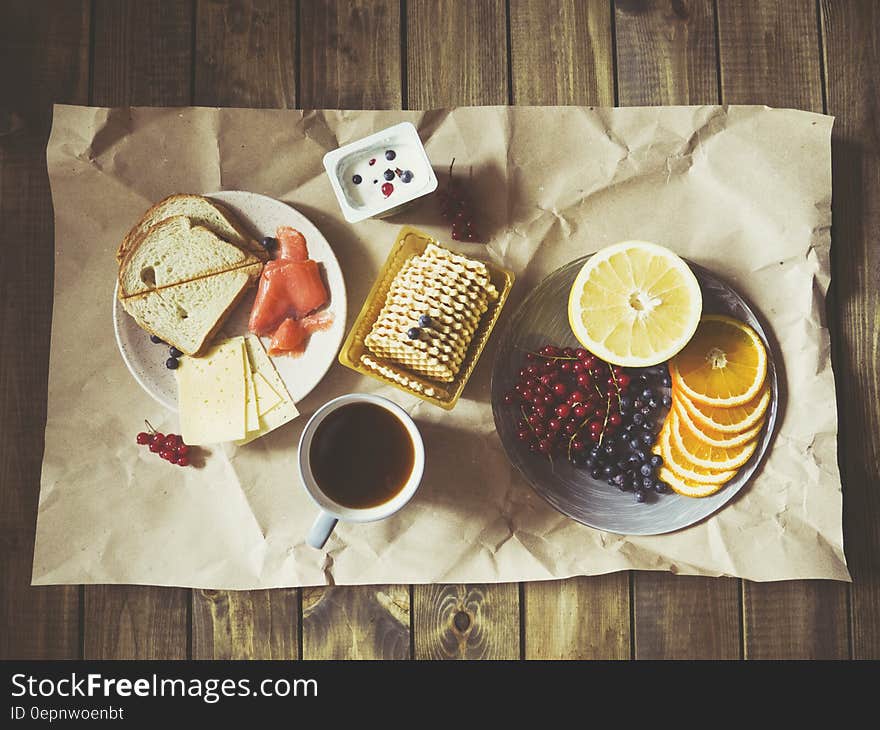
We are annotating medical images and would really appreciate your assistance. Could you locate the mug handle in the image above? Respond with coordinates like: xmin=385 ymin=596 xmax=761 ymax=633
xmin=307 ymin=511 xmax=339 ymax=550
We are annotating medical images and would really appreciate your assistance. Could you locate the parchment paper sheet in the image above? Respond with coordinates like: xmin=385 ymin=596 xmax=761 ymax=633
xmin=33 ymin=104 xmax=849 ymax=587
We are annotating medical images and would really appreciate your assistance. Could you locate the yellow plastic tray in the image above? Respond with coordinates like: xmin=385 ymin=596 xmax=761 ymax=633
xmin=338 ymin=226 xmax=515 ymax=409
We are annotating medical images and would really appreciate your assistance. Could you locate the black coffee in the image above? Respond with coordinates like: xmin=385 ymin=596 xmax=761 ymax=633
xmin=309 ymin=402 xmax=414 ymax=509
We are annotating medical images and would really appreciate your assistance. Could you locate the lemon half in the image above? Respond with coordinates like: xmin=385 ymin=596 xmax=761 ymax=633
xmin=567 ymin=241 xmax=702 ymax=367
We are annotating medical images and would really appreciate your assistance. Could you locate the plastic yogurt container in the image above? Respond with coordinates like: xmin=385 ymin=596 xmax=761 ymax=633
xmin=323 ymin=122 xmax=438 ymax=223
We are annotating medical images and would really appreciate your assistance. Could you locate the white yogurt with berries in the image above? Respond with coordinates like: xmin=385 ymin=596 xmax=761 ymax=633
xmin=323 ymin=122 xmax=438 ymax=223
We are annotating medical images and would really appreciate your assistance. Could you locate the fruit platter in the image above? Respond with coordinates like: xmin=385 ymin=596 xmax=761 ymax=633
xmin=491 ymin=243 xmax=777 ymax=535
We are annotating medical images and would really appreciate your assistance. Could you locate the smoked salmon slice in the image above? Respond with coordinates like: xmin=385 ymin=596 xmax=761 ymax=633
xmin=267 ymin=312 xmax=334 ymax=356
xmin=248 ymin=226 xmax=331 ymax=347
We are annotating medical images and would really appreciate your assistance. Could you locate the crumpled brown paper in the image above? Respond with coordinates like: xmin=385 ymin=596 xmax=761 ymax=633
xmin=33 ymin=104 xmax=849 ymax=587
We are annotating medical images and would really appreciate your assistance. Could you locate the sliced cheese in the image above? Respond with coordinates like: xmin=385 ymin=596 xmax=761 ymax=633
xmin=252 ymin=371 xmax=283 ymax=417
xmin=236 ymin=335 xmax=299 ymax=445
xmin=176 ymin=337 xmax=247 ymax=444
xmin=243 ymin=348 xmax=260 ymax=433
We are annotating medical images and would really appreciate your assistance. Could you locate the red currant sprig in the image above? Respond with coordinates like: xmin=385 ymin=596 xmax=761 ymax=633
xmin=136 ymin=420 xmax=192 ymax=467
xmin=437 ymin=158 xmax=482 ymax=243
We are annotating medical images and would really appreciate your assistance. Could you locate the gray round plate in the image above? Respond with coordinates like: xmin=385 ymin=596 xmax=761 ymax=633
xmin=490 ymin=257 xmax=778 ymax=536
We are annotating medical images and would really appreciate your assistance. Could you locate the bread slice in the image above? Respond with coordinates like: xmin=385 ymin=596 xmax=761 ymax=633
xmin=116 ymin=193 xmax=268 ymax=263
xmin=118 ymin=216 xmax=263 ymax=298
xmin=120 ymin=264 xmax=262 ymax=356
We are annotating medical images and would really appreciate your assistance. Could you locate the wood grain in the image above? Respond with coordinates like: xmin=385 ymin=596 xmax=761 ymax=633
xmin=717 ymin=0 xmax=849 ymax=660
xmin=85 ymin=0 xmax=194 ymax=659
xmin=821 ymin=0 xmax=880 ymax=659
xmin=406 ymin=0 xmax=508 ymax=107
xmin=406 ymin=0 xmax=524 ymax=659
xmin=614 ymin=0 xmax=742 ymax=660
xmin=83 ymin=586 xmax=188 ymax=659
xmin=192 ymin=589 xmax=299 ymax=659
xmin=195 ymin=0 xmax=296 ymax=108
xmin=297 ymin=0 xmax=409 ymax=659
xmin=0 ymin=0 xmax=90 ymax=660
xmin=189 ymin=0 xmax=300 ymax=662
xmin=302 ymin=586 xmax=410 ymax=659
xmin=508 ymin=0 xmax=615 ymax=106
xmin=300 ymin=0 xmax=401 ymax=108
xmin=523 ymin=576 xmax=630 ymax=659
xmin=414 ymin=584 xmax=519 ymax=659
xmin=509 ymin=0 xmax=630 ymax=661
xmin=614 ymin=0 xmax=717 ymax=106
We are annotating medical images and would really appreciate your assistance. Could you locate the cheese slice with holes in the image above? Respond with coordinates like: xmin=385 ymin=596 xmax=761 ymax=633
xmin=243 ymin=348 xmax=260 ymax=433
xmin=236 ymin=335 xmax=299 ymax=444
xmin=176 ymin=337 xmax=248 ymax=444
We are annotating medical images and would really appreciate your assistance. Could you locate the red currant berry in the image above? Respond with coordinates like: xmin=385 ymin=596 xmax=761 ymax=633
xmin=149 ymin=442 xmax=162 ymax=453
xmin=577 ymin=373 xmax=591 ymax=387
xmin=533 ymin=426 xmax=547 ymax=438
xmin=588 ymin=421 xmax=603 ymax=437
xmin=552 ymin=382 xmax=568 ymax=398
xmin=503 ymin=392 xmax=516 ymax=404
xmin=159 ymin=449 xmax=175 ymax=461
xmin=617 ymin=373 xmax=631 ymax=389
xmin=576 ymin=349 xmax=590 ymax=361
xmin=538 ymin=439 xmax=553 ymax=454
xmin=534 ymin=404 xmax=549 ymax=419
xmin=560 ymin=361 xmax=572 ymax=373
xmin=528 ymin=414 xmax=542 ymax=427
xmin=569 ymin=390 xmax=586 ymax=405
xmin=573 ymin=405 xmax=588 ymax=419
xmin=548 ymin=418 xmax=562 ymax=432
xmin=136 ymin=432 xmax=151 ymax=445
xmin=555 ymin=403 xmax=571 ymax=418
xmin=609 ymin=413 xmax=622 ymax=427
xmin=517 ymin=429 xmax=532 ymax=441
xmin=564 ymin=423 xmax=577 ymax=435
xmin=572 ymin=439 xmax=586 ymax=451
xmin=176 ymin=457 xmax=190 ymax=467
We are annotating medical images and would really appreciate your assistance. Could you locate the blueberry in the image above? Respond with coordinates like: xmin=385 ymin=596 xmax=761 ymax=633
xmin=633 ymin=399 xmax=644 ymax=410
xmin=648 ymin=398 xmax=659 ymax=409
xmin=352 ymin=174 xmax=363 ymax=184
xmin=604 ymin=443 xmax=615 ymax=456
xmin=662 ymin=376 xmax=672 ymax=388
xmin=589 ymin=446 xmax=601 ymax=459
xmin=640 ymin=406 xmax=652 ymax=416
xmin=634 ymin=449 xmax=647 ymax=462
xmin=169 ymin=346 xmax=183 ymax=358
xmin=619 ymin=396 xmax=632 ymax=411
xmin=584 ymin=457 xmax=596 ymax=469
xmin=418 ymin=314 xmax=433 ymax=328
xmin=628 ymin=438 xmax=640 ymax=450
xmin=149 ymin=334 xmax=165 ymax=344
xmin=629 ymin=475 xmax=641 ymax=489
xmin=165 ymin=357 xmax=179 ymax=370
xmin=401 ymin=170 xmax=414 ymax=183
xmin=602 ymin=465 xmax=616 ymax=477
xmin=635 ymin=489 xmax=648 ymax=503
xmin=590 ymin=468 xmax=601 ymax=480
xmin=640 ymin=463 xmax=654 ymax=477
xmin=655 ymin=481 xmax=670 ymax=493
xmin=641 ymin=388 xmax=654 ymax=400
xmin=628 ymin=453 xmax=641 ymax=463
xmin=633 ymin=412 xmax=645 ymax=425
xmin=643 ymin=476 xmax=656 ymax=489
xmin=650 ymin=454 xmax=663 ymax=468
xmin=384 ymin=169 xmax=395 ymax=181
xmin=662 ymin=394 xmax=672 ymax=407
xmin=406 ymin=327 xmax=421 ymax=339
xmin=385 ymin=150 xmax=396 ymax=161
xmin=260 ymin=236 xmax=278 ymax=249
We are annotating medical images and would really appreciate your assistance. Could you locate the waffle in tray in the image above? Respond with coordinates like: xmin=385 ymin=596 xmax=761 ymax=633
xmin=338 ymin=227 xmax=514 ymax=409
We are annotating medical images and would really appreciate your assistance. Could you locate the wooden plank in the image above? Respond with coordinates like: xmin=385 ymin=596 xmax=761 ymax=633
xmin=508 ymin=0 xmax=615 ymax=106
xmin=83 ymin=585 xmax=188 ymax=659
xmin=406 ymin=0 xmax=508 ymax=107
xmin=83 ymin=0 xmax=194 ymax=659
xmin=614 ymin=0 xmax=742 ymax=660
xmin=189 ymin=0 xmax=300 ymax=661
xmin=716 ymin=0 xmax=849 ymax=659
xmin=194 ymin=0 xmax=297 ymax=108
xmin=634 ymin=574 xmax=740 ymax=659
xmin=509 ymin=0 xmax=630 ymax=660
xmin=299 ymin=0 xmax=401 ymax=108
xmin=820 ymin=0 xmax=880 ymax=659
xmin=0 ymin=0 xmax=90 ymax=660
xmin=297 ymin=0 xmax=409 ymax=659
xmin=523 ymin=576 xmax=630 ymax=659
xmin=614 ymin=0 xmax=717 ymax=105
xmin=192 ymin=589 xmax=299 ymax=659
xmin=406 ymin=0 xmax=521 ymax=661
xmin=303 ymin=586 xmax=410 ymax=660
xmin=414 ymin=584 xmax=519 ymax=659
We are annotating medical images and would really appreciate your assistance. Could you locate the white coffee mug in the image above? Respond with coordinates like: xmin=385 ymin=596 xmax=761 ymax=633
xmin=298 ymin=393 xmax=425 ymax=550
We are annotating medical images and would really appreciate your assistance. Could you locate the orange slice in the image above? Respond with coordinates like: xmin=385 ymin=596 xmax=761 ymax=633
xmin=657 ymin=466 xmax=725 ymax=498
xmin=669 ymin=315 xmax=767 ymax=407
xmin=676 ymin=380 xmax=771 ymax=434
xmin=668 ymin=408 xmax=758 ymax=471
xmin=673 ymin=399 xmax=763 ymax=447
xmin=654 ymin=424 xmax=736 ymax=485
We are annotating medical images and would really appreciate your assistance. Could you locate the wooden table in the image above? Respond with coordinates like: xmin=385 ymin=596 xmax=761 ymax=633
xmin=1 ymin=0 xmax=876 ymax=661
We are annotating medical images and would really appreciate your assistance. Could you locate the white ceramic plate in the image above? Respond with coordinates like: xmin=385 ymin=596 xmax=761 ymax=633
xmin=113 ymin=191 xmax=347 ymax=411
